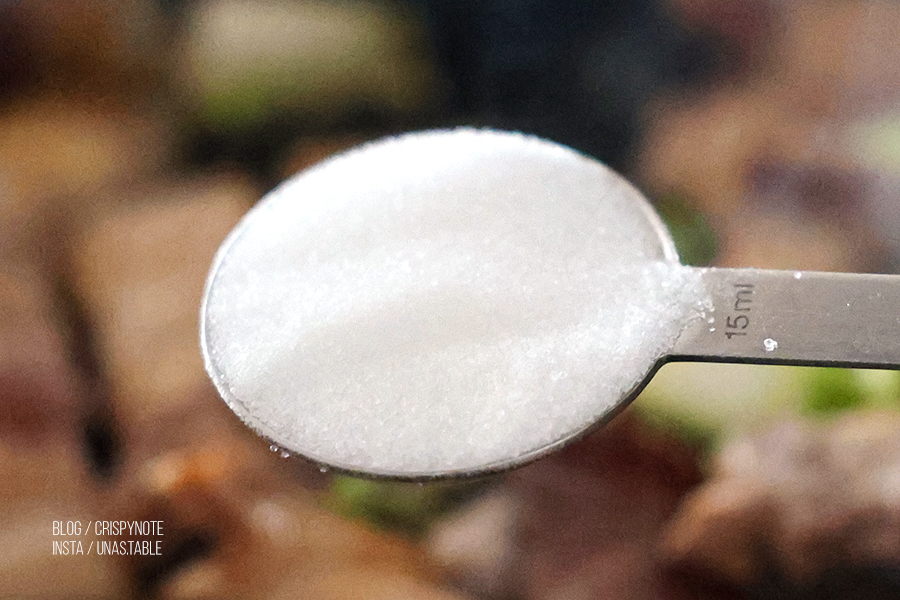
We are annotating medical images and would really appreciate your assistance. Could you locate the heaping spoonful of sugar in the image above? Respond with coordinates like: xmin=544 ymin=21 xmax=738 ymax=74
xmin=201 ymin=128 xmax=900 ymax=479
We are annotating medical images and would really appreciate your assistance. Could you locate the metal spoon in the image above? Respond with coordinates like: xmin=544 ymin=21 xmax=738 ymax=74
xmin=200 ymin=128 xmax=900 ymax=480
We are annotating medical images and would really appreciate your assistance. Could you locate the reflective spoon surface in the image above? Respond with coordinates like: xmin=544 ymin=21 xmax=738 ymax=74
xmin=200 ymin=129 xmax=900 ymax=479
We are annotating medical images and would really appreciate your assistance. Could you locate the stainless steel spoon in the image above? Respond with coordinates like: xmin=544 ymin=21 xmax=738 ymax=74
xmin=200 ymin=128 xmax=900 ymax=480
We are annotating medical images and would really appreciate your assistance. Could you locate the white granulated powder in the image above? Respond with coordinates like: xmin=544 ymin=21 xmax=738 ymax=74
xmin=201 ymin=129 xmax=705 ymax=476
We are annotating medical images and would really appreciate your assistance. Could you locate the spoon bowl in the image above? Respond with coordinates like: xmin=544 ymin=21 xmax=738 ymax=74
xmin=201 ymin=129 xmax=705 ymax=478
xmin=201 ymin=128 xmax=900 ymax=479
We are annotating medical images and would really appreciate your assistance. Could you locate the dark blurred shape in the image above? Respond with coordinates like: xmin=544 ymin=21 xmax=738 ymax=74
xmin=751 ymin=564 xmax=900 ymax=600
xmin=0 ymin=233 xmax=126 ymax=596
xmin=662 ymin=412 xmax=900 ymax=597
xmin=82 ymin=408 xmax=123 ymax=480
xmin=0 ymin=5 xmax=33 ymax=97
xmin=749 ymin=161 xmax=868 ymax=217
xmin=411 ymin=0 xmax=720 ymax=168
xmin=667 ymin=0 xmax=775 ymax=72
xmin=50 ymin=271 xmax=123 ymax=480
xmin=428 ymin=411 xmax=706 ymax=600
xmin=0 ymin=0 xmax=166 ymax=102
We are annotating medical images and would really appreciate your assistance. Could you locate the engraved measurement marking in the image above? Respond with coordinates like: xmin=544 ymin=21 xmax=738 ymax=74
xmin=725 ymin=283 xmax=753 ymax=339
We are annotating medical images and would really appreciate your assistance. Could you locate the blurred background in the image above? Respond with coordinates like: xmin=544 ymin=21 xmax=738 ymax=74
xmin=4 ymin=0 xmax=900 ymax=598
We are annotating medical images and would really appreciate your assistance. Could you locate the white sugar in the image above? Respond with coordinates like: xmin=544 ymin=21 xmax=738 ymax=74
xmin=202 ymin=129 xmax=705 ymax=476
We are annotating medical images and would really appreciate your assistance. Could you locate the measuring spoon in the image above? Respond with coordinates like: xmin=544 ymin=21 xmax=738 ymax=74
xmin=200 ymin=128 xmax=900 ymax=480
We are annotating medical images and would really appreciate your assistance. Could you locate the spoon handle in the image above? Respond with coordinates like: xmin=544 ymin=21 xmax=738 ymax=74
xmin=669 ymin=267 xmax=900 ymax=369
